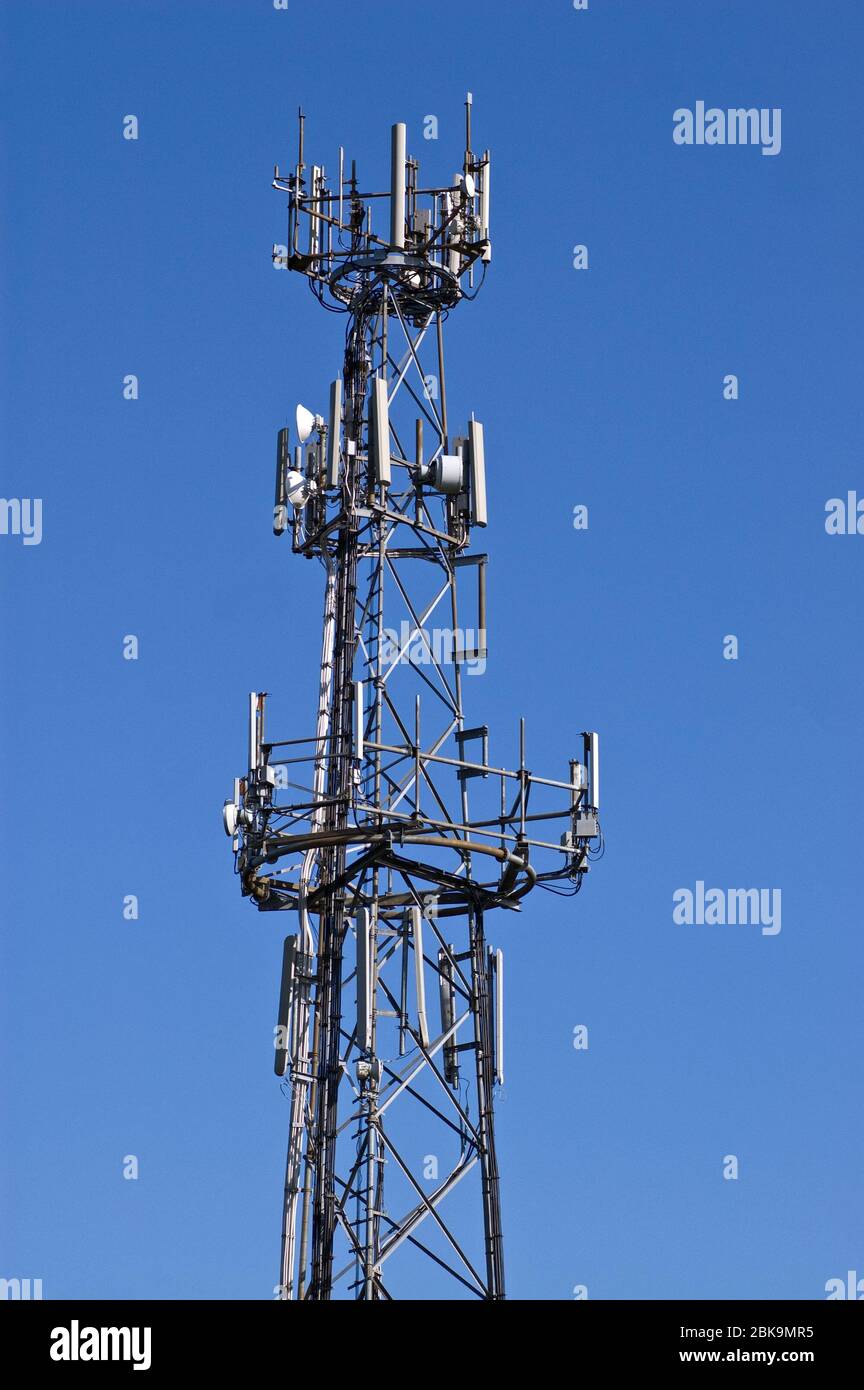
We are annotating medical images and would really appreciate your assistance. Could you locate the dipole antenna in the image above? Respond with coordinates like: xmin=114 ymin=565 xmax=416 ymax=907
xmin=225 ymin=100 xmax=603 ymax=1300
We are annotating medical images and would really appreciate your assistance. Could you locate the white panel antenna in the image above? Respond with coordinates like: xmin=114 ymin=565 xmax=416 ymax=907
xmin=583 ymin=731 xmax=600 ymax=812
xmin=353 ymin=681 xmax=364 ymax=760
xmin=326 ymin=378 xmax=342 ymax=488
xmin=275 ymin=936 xmax=298 ymax=1077
xmin=274 ymin=427 xmax=290 ymax=535
xmin=411 ymin=907 xmax=430 ymax=1048
xmin=356 ymin=908 xmax=372 ymax=1052
xmin=371 ymin=376 xmax=391 ymax=486
xmin=308 ymin=165 xmax=321 ymax=257
xmin=438 ymin=946 xmax=459 ymax=1087
xmin=494 ymin=947 xmax=504 ymax=1085
xmin=468 ymin=418 xmax=487 ymax=526
xmin=248 ymin=692 xmax=264 ymax=771
xmin=480 ymin=150 xmax=491 ymax=262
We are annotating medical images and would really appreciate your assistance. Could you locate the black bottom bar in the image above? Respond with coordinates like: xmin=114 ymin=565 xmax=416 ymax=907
xmin=4 ymin=1297 xmax=859 ymax=1374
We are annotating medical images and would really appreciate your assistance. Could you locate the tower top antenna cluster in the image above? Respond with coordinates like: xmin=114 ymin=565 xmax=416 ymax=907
xmin=273 ymin=99 xmax=491 ymax=319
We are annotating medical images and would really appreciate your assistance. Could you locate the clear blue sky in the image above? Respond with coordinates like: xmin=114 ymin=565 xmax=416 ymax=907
xmin=2 ymin=0 xmax=862 ymax=1300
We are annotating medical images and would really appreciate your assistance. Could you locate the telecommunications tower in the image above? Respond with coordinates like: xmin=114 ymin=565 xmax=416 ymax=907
xmin=223 ymin=98 xmax=603 ymax=1300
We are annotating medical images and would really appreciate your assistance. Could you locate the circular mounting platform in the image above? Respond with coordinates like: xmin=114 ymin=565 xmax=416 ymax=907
xmin=243 ymin=821 xmax=536 ymax=918
xmin=327 ymin=250 xmax=462 ymax=321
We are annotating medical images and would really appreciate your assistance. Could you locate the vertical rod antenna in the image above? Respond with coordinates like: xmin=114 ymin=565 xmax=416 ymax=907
xmin=338 ymin=145 xmax=344 ymax=231
xmin=519 ymin=716 xmax=526 ymax=836
xmin=464 ymin=91 xmax=473 ymax=167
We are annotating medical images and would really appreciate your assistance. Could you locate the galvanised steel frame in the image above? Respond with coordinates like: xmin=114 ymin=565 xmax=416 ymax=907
xmin=224 ymin=102 xmax=602 ymax=1300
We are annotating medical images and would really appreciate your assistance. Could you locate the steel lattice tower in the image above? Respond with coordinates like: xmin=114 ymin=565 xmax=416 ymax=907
xmin=223 ymin=99 xmax=603 ymax=1300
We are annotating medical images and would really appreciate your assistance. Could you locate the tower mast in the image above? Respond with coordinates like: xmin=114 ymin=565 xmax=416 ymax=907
xmin=224 ymin=104 xmax=603 ymax=1300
